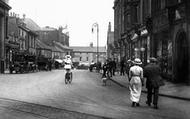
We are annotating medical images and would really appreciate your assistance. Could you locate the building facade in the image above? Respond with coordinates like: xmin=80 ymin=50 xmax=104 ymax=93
xmin=113 ymin=0 xmax=151 ymax=64
xmin=5 ymin=15 xmax=38 ymax=71
xmin=0 ymin=0 xmax=11 ymax=73
xmin=70 ymin=44 xmax=106 ymax=66
xmin=37 ymin=26 xmax=71 ymax=58
xmin=113 ymin=0 xmax=190 ymax=84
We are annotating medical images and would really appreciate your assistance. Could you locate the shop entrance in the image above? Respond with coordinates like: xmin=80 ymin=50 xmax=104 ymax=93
xmin=175 ymin=31 xmax=189 ymax=83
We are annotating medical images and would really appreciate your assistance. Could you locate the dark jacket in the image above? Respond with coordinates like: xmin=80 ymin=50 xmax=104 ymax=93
xmin=144 ymin=63 xmax=164 ymax=88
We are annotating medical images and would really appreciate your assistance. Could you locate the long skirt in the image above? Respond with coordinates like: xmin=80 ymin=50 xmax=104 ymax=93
xmin=129 ymin=77 xmax=142 ymax=103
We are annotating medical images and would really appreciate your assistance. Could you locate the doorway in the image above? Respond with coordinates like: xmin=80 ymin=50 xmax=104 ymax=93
xmin=175 ymin=31 xmax=189 ymax=83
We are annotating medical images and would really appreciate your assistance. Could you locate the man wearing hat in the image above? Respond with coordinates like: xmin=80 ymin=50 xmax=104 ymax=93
xmin=144 ymin=57 xmax=164 ymax=109
xmin=129 ymin=58 xmax=143 ymax=107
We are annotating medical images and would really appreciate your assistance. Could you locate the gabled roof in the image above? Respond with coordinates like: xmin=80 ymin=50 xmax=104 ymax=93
xmin=41 ymin=26 xmax=56 ymax=31
xmin=36 ymin=39 xmax=51 ymax=50
xmin=51 ymin=45 xmax=64 ymax=52
xmin=0 ymin=0 xmax=11 ymax=10
xmin=70 ymin=46 xmax=106 ymax=53
xmin=23 ymin=18 xmax=41 ymax=31
xmin=54 ymin=41 xmax=72 ymax=50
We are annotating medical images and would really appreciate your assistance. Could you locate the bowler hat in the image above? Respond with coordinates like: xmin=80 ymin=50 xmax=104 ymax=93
xmin=149 ymin=57 xmax=157 ymax=63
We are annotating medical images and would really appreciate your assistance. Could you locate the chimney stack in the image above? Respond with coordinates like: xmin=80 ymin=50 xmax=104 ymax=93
xmin=23 ymin=14 xmax=26 ymax=20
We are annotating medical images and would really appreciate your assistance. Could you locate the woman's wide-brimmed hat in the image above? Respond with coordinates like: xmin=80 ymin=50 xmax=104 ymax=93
xmin=133 ymin=58 xmax=142 ymax=65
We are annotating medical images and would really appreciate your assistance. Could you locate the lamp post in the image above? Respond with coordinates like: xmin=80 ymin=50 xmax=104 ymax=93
xmin=92 ymin=23 xmax=99 ymax=63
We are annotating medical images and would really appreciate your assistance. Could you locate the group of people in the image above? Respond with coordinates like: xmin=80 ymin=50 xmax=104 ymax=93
xmin=101 ymin=58 xmax=117 ymax=79
xmin=128 ymin=57 xmax=164 ymax=109
xmin=93 ymin=57 xmax=164 ymax=109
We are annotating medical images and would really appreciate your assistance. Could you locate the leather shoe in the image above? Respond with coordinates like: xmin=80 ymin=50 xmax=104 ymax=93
xmin=131 ymin=102 xmax=135 ymax=107
xmin=146 ymin=101 xmax=151 ymax=106
xmin=154 ymin=105 xmax=158 ymax=109
xmin=136 ymin=103 xmax=140 ymax=107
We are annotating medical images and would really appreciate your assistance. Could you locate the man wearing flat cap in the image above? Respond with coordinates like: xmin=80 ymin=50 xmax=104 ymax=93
xmin=144 ymin=57 xmax=164 ymax=109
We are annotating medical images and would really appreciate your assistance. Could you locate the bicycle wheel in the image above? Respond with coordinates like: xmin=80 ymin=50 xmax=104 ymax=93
xmin=69 ymin=72 xmax=73 ymax=83
xmin=65 ymin=73 xmax=69 ymax=84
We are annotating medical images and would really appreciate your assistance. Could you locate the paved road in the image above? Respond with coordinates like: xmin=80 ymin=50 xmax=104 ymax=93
xmin=0 ymin=69 xmax=189 ymax=119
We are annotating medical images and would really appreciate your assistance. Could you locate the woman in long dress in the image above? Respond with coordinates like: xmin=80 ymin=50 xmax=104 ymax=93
xmin=129 ymin=58 xmax=143 ymax=107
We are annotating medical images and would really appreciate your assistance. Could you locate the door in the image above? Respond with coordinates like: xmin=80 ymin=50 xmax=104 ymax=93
xmin=175 ymin=31 xmax=189 ymax=83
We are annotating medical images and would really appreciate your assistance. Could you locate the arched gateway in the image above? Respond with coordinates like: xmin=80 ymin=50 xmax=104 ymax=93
xmin=174 ymin=31 xmax=189 ymax=83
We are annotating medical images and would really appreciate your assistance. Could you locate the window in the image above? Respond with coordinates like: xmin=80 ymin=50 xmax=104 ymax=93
xmin=161 ymin=0 xmax=166 ymax=9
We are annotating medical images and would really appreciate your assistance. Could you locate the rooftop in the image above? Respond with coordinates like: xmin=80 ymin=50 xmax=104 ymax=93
xmin=70 ymin=46 xmax=106 ymax=53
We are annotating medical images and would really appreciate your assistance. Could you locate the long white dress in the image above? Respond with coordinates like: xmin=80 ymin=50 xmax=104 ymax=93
xmin=129 ymin=65 xmax=143 ymax=103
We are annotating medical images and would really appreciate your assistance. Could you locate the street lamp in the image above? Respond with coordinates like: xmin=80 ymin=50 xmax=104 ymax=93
xmin=92 ymin=22 xmax=99 ymax=63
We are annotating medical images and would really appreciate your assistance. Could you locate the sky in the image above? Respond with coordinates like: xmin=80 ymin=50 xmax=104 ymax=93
xmin=9 ymin=0 xmax=114 ymax=47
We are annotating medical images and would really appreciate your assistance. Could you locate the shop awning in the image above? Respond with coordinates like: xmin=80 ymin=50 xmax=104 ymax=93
xmin=54 ymin=59 xmax=63 ymax=63
xmin=5 ymin=42 xmax=19 ymax=49
xmin=141 ymin=29 xmax=148 ymax=36
xmin=131 ymin=33 xmax=138 ymax=41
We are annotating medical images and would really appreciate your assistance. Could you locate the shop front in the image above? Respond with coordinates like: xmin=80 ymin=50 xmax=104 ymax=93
xmin=5 ymin=41 xmax=19 ymax=71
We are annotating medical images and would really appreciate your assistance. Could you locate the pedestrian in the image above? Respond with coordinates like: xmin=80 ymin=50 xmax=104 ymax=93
xmin=107 ymin=59 xmax=112 ymax=77
xmin=48 ymin=59 xmax=52 ymax=71
xmin=126 ymin=59 xmax=132 ymax=77
xmin=129 ymin=58 xmax=143 ymax=107
xmin=120 ymin=58 xmax=125 ymax=76
xmin=112 ymin=59 xmax=117 ymax=76
xmin=102 ymin=60 xmax=108 ymax=78
xmin=144 ymin=57 xmax=164 ymax=109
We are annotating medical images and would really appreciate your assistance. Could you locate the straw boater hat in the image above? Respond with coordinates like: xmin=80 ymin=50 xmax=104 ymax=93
xmin=133 ymin=58 xmax=142 ymax=65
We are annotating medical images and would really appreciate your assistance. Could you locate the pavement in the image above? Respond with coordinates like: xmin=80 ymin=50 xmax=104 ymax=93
xmin=105 ymin=73 xmax=190 ymax=101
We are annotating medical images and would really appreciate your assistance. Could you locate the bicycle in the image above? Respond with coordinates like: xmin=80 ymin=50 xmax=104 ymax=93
xmin=65 ymin=69 xmax=72 ymax=84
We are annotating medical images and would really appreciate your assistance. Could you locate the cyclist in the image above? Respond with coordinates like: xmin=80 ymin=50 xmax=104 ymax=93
xmin=64 ymin=55 xmax=73 ymax=83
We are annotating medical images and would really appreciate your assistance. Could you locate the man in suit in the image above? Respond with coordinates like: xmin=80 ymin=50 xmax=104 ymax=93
xmin=144 ymin=57 xmax=164 ymax=109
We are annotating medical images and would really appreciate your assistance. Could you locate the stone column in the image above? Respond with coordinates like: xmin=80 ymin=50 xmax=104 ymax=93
xmin=0 ymin=15 xmax=5 ymax=73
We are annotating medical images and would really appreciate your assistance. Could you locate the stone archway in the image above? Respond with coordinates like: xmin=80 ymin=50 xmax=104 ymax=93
xmin=174 ymin=31 xmax=189 ymax=83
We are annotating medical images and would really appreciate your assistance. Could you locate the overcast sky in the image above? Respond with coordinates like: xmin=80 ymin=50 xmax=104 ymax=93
xmin=9 ymin=0 xmax=114 ymax=47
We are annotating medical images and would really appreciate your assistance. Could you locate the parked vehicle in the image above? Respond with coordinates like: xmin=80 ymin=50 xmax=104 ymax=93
xmin=10 ymin=54 xmax=28 ymax=73
xmin=37 ymin=56 xmax=49 ymax=71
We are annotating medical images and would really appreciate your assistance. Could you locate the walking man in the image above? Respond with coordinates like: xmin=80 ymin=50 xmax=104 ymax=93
xmin=111 ymin=59 xmax=116 ymax=76
xmin=120 ymin=58 xmax=125 ymax=76
xmin=144 ymin=57 xmax=164 ymax=109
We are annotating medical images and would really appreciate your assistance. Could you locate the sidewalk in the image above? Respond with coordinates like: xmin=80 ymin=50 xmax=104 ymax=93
xmin=108 ymin=73 xmax=190 ymax=101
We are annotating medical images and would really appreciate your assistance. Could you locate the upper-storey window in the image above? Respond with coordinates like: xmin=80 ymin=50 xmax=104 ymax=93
xmin=161 ymin=0 xmax=166 ymax=9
